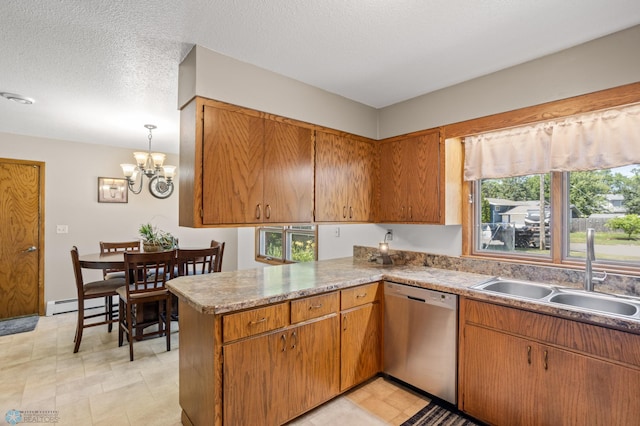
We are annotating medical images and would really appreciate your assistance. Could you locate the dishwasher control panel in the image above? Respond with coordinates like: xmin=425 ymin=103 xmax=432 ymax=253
xmin=384 ymin=281 xmax=457 ymax=309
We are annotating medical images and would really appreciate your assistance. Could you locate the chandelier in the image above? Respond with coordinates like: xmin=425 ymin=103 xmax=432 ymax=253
xmin=120 ymin=124 xmax=177 ymax=199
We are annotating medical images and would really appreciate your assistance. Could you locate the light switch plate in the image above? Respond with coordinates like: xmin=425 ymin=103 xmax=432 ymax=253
xmin=56 ymin=225 xmax=69 ymax=234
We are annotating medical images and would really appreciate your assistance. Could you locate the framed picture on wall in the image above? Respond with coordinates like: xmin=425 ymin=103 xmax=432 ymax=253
xmin=97 ymin=177 xmax=128 ymax=203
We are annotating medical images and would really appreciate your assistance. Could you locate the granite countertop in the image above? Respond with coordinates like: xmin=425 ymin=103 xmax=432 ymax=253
xmin=167 ymin=257 xmax=640 ymax=333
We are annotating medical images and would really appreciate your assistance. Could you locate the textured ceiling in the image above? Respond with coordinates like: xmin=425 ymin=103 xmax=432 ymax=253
xmin=1 ymin=0 xmax=640 ymax=154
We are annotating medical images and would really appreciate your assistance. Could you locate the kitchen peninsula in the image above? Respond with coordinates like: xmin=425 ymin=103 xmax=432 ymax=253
xmin=167 ymin=254 xmax=640 ymax=426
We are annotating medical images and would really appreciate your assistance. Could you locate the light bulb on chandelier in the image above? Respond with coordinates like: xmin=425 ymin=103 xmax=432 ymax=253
xmin=120 ymin=124 xmax=177 ymax=199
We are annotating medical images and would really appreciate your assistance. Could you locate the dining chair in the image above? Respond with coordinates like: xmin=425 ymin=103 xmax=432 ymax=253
xmin=210 ymin=240 xmax=226 ymax=272
xmin=168 ymin=245 xmax=221 ymax=322
xmin=99 ymin=240 xmax=141 ymax=279
xmin=117 ymin=250 xmax=175 ymax=361
xmin=176 ymin=246 xmax=220 ymax=277
xmin=70 ymin=246 xmax=125 ymax=353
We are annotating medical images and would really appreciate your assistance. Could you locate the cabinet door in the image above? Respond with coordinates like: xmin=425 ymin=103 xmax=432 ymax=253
xmin=223 ymin=330 xmax=288 ymax=426
xmin=461 ymin=324 xmax=537 ymax=425
xmin=202 ymin=106 xmax=264 ymax=224
xmin=263 ymin=121 xmax=314 ymax=223
xmin=315 ymin=131 xmax=350 ymax=222
xmin=377 ymin=132 xmax=440 ymax=223
xmin=405 ymin=132 xmax=440 ymax=223
xmin=340 ymin=302 xmax=381 ymax=391
xmin=541 ymin=345 xmax=640 ymax=426
xmin=347 ymin=138 xmax=375 ymax=222
xmin=377 ymin=140 xmax=404 ymax=222
xmin=286 ymin=316 xmax=340 ymax=422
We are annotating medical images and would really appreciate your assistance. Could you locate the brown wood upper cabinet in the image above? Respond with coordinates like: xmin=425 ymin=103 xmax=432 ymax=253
xmin=202 ymin=105 xmax=313 ymax=225
xmin=377 ymin=130 xmax=440 ymax=223
xmin=180 ymin=98 xmax=314 ymax=227
xmin=315 ymin=131 xmax=375 ymax=222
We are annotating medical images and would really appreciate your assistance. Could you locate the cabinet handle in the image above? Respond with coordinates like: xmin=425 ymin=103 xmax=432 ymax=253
xmin=290 ymin=331 xmax=297 ymax=349
xmin=343 ymin=315 xmax=347 ymax=331
xmin=349 ymin=206 xmax=353 ymax=219
xmin=342 ymin=206 xmax=347 ymax=219
xmin=356 ymin=293 xmax=367 ymax=299
xmin=309 ymin=304 xmax=322 ymax=310
xmin=527 ymin=345 xmax=531 ymax=365
xmin=265 ymin=204 xmax=271 ymax=219
xmin=281 ymin=334 xmax=286 ymax=352
xmin=409 ymin=206 xmax=413 ymax=219
xmin=543 ymin=350 xmax=548 ymax=370
xmin=256 ymin=204 xmax=262 ymax=219
xmin=249 ymin=317 xmax=267 ymax=325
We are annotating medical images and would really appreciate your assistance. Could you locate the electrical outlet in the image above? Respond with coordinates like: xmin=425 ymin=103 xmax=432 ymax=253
xmin=386 ymin=229 xmax=393 ymax=241
xmin=56 ymin=225 xmax=69 ymax=234
xmin=334 ymin=227 xmax=340 ymax=237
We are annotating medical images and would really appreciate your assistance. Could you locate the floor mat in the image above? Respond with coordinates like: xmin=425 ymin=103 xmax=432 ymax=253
xmin=0 ymin=315 xmax=39 ymax=337
xmin=401 ymin=401 xmax=482 ymax=426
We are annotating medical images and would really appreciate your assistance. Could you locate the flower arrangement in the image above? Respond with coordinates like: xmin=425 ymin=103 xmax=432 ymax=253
xmin=138 ymin=223 xmax=176 ymax=251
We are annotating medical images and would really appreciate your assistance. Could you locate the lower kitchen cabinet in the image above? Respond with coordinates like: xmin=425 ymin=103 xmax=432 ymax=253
xmin=223 ymin=315 xmax=339 ymax=426
xmin=459 ymin=297 xmax=640 ymax=426
xmin=340 ymin=283 xmax=382 ymax=391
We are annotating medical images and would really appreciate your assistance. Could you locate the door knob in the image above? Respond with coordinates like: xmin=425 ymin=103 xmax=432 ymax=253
xmin=23 ymin=246 xmax=37 ymax=253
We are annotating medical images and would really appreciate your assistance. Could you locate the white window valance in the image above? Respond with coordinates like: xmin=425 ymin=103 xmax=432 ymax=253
xmin=464 ymin=104 xmax=640 ymax=181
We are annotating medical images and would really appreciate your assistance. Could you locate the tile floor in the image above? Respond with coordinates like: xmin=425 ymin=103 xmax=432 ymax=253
xmin=0 ymin=311 xmax=429 ymax=425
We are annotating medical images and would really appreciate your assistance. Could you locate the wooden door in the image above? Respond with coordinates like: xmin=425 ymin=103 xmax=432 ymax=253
xmin=315 ymin=131 xmax=349 ymax=222
xmin=405 ymin=132 xmax=440 ymax=222
xmin=263 ymin=121 xmax=313 ymax=223
xmin=460 ymin=325 xmax=537 ymax=425
xmin=285 ymin=316 xmax=340 ymax=422
xmin=223 ymin=330 xmax=288 ymax=426
xmin=202 ymin=106 xmax=264 ymax=224
xmin=340 ymin=302 xmax=381 ymax=391
xmin=0 ymin=159 xmax=43 ymax=318
xmin=347 ymin=138 xmax=375 ymax=222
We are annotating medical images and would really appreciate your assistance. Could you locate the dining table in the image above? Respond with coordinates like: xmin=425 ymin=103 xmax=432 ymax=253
xmin=78 ymin=252 xmax=127 ymax=270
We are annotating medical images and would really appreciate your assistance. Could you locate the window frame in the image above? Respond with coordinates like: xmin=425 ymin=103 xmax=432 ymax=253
xmin=457 ymin=82 xmax=640 ymax=276
xmin=471 ymin=165 xmax=640 ymax=274
xmin=255 ymin=225 xmax=318 ymax=265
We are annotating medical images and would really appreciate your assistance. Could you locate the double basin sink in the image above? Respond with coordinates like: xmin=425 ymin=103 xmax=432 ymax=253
xmin=473 ymin=277 xmax=640 ymax=319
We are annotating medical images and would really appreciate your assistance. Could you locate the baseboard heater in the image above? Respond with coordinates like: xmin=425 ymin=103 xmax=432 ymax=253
xmin=45 ymin=297 xmax=118 ymax=316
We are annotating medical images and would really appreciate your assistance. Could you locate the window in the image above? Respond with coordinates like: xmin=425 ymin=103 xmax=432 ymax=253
xmin=256 ymin=225 xmax=317 ymax=264
xmin=473 ymin=166 xmax=640 ymax=267
xmin=467 ymin=103 xmax=640 ymax=271
xmin=475 ymin=173 xmax=551 ymax=258
xmin=565 ymin=165 xmax=640 ymax=264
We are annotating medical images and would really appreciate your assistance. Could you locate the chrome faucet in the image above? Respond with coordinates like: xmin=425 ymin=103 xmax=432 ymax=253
xmin=584 ymin=228 xmax=607 ymax=291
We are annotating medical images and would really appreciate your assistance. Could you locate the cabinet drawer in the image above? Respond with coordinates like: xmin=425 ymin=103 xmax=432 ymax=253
xmin=291 ymin=292 xmax=339 ymax=323
xmin=341 ymin=283 xmax=380 ymax=310
xmin=223 ymin=302 xmax=290 ymax=343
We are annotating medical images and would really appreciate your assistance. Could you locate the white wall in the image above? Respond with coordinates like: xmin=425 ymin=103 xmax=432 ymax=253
xmin=0 ymin=132 xmax=238 ymax=303
xmin=378 ymin=25 xmax=640 ymax=138
xmin=179 ymin=45 xmax=379 ymax=139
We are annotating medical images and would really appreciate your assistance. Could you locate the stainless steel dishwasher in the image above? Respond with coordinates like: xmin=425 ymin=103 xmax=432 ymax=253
xmin=383 ymin=281 xmax=458 ymax=404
